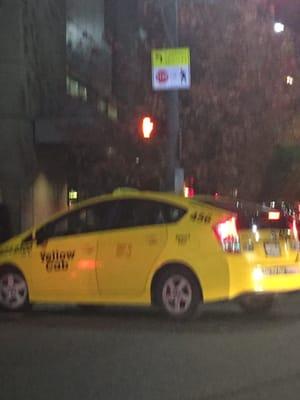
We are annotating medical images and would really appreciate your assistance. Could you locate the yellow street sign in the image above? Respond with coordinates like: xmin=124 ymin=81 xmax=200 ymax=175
xmin=152 ymin=48 xmax=190 ymax=68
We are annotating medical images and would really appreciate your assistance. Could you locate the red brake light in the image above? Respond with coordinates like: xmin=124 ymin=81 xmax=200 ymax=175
xmin=184 ymin=186 xmax=195 ymax=198
xmin=213 ymin=216 xmax=240 ymax=253
xmin=268 ymin=211 xmax=280 ymax=221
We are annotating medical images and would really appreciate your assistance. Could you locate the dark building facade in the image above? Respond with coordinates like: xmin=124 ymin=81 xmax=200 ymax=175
xmin=0 ymin=0 xmax=65 ymax=232
xmin=0 ymin=0 xmax=140 ymax=234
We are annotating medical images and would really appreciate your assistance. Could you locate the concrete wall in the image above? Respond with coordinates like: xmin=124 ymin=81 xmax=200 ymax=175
xmin=0 ymin=0 xmax=35 ymax=232
xmin=31 ymin=174 xmax=68 ymax=226
xmin=22 ymin=0 xmax=66 ymax=117
xmin=0 ymin=0 xmax=113 ymax=234
xmin=0 ymin=0 xmax=67 ymax=234
xmin=0 ymin=0 xmax=25 ymax=117
xmin=0 ymin=119 xmax=36 ymax=232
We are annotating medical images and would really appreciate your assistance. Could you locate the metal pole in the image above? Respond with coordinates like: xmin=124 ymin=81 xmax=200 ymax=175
xmin=164 ymin=0 xmax=180 ymax=192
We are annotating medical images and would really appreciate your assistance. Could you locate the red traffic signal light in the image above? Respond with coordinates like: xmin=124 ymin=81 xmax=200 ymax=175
xmin=141 ymin=116 xmax=154 ymax=139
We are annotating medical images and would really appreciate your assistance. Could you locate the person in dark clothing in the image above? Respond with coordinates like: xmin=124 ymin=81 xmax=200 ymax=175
xmin=0 ymin=203 xmax=12 ymax=243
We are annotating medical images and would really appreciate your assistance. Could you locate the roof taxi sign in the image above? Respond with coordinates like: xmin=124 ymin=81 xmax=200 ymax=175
xmin=151 ymin=47 xmax=191 ymax=91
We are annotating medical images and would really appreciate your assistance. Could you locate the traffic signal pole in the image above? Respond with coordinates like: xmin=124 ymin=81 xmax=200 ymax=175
xmin=164 ymin=0 xmax=181 ymax=192
xmin=166 ymin=85 xmax=180 ymax=191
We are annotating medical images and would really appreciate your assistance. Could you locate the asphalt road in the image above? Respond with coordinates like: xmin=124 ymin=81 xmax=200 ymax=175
xmin=2 ymin=296 xmax=300 ymax=400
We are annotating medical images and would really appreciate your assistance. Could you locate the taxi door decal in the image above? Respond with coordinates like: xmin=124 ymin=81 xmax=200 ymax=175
xmin=40 ymin=250 xmax=76 ymax=272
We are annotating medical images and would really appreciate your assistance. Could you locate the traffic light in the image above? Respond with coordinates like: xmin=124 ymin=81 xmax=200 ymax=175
xmin=141 ymin=116 xmax=155 ymax=140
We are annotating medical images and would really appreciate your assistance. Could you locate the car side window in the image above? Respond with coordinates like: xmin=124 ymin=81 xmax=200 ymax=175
xmin=162 ymin=203 xmax=186 ymax=223
xmin=36 ymin=210 xmax=85 ymax=242
xmin=111 ymin=199 xmax=186 ymax=229
xmin=83 ymin=201 xmax=117 ymax=232
xmin=36 ymin=201 xmax=117 ymax=242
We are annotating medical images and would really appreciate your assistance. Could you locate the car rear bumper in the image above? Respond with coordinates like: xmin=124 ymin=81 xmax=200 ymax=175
xmin=227 ymin=255 xmax=300 ymax=299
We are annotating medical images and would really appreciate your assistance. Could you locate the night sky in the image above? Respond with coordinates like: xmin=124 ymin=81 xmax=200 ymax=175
xmin=275 ymin=0 xmax=300 ymax=33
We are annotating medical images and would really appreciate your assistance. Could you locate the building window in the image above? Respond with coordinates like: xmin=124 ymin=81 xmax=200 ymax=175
xmin=78 ymin=85 xmax=87 ymax=101
xmin=66 ymin=75 xmax=87 ymax=102
xmin=97 ymin=99 xmax=107 ymax=113
xmin=107 ymin=103 xmax=118 ymax=121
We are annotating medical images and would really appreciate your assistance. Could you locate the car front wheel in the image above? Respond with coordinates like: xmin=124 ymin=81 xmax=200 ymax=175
xmin=0 ymin=270 xmax=29 ymax=311
xmin=155 ymin=267 xmax=201 ymax=320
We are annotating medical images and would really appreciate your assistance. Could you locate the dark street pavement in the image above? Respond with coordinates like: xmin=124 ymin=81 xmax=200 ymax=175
xmin=2 ymin=295 xmax=300 ymax=400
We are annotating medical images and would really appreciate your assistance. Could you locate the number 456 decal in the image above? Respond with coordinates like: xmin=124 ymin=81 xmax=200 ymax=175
xmin=190 ymin=212 xmax=211 ymax=224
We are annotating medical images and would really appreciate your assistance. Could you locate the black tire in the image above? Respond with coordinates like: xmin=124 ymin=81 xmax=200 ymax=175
xmin=154 ymin=266 xmax=201 ymax=320
xmin=78 ymin=304 xmax=104 ymax=312
xmin=0 ymin=268 xmax=30 ymax=312
xmin=238 ymin=294 xmax=274 ymax=314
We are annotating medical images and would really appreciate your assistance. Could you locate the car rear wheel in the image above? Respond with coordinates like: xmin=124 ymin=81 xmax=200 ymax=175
xmin=0 ymin=270 xmax=29 ymax=311
xmin=155 ymin=267 xmax=201 ymax=320
xmin=238 ymin=294 xmax=274 ymax=314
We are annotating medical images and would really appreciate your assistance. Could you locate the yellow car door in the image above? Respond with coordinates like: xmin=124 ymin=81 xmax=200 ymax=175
xmin=30 ymin=206 xmax=100 ymax=300
xmin=96 ymin=199 xmax=169 ymax=297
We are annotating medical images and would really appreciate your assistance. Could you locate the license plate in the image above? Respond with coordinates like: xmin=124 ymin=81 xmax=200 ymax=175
xmin=264 ymin=242 xmax=280 ymax=257
xmin=262 ymin=265 xmax=300 ymax=275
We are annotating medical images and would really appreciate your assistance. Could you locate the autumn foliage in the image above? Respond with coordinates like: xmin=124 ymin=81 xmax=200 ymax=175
xmin=71 ymin=0 xmax=300 ymax=200
xmin=140 ymin=0 xmax=299 ymax=199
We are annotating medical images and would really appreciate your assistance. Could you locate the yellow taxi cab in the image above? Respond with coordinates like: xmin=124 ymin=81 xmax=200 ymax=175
xmin=0 ymin=188 xmax=300 ymax=319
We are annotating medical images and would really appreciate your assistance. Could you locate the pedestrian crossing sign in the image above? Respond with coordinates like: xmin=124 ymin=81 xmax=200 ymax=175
xmin=151 ymin=48 xmax=191 ymax=91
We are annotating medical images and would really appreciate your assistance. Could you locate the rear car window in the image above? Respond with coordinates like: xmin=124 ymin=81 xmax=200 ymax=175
xmin=193 ymin=196 xmax=291 ymax=230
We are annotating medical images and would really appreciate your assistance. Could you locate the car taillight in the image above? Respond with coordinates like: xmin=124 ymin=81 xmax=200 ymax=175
xmin=213 ymin=216 xmax=240 ymax=253
xmin=184 ymin=185 xmax=195 ymax=198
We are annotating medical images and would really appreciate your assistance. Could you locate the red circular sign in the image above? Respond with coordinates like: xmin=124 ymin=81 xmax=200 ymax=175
xmin=156 ymin=69 xmax=169 ymax=83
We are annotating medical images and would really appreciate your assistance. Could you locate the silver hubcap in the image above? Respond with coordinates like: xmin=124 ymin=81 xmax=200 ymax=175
xmin=0 ymin=273 xmax=28 ymax=310
xmin=162 ymin=275 xmax=192 ymax=315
